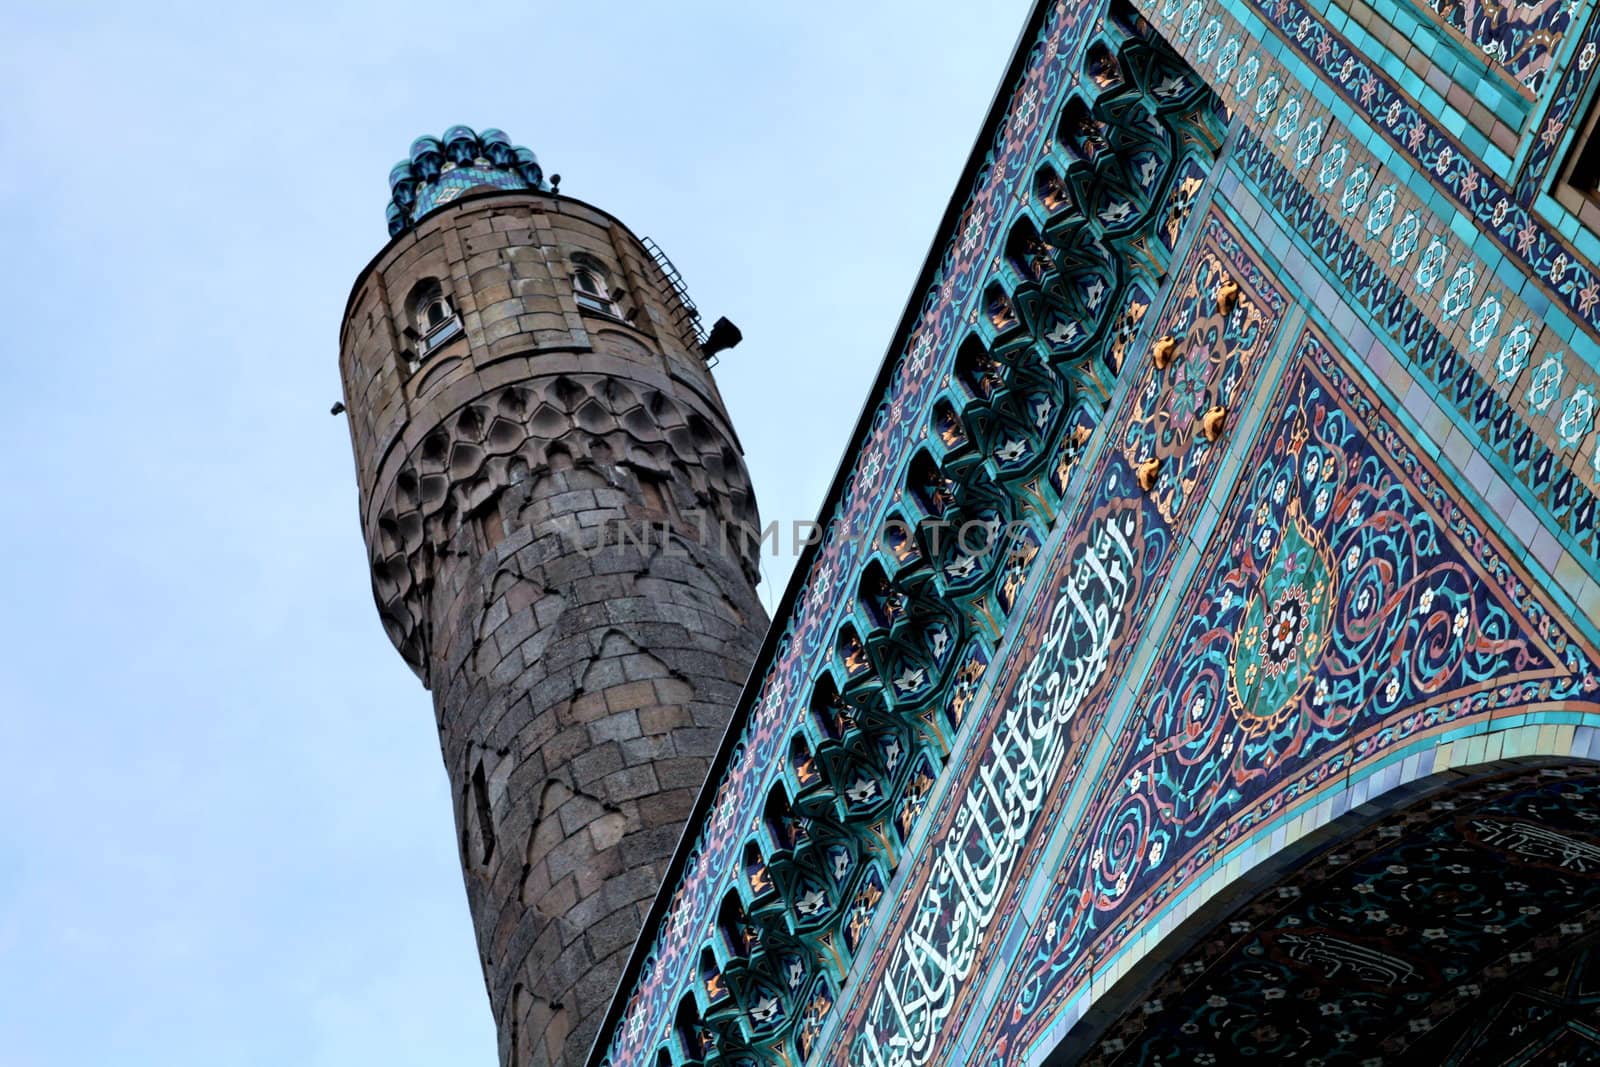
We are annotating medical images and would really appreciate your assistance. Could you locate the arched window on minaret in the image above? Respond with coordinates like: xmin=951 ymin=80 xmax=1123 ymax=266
xmin=571 ymin=253 xmax=626 ymax=319
xmin=464 ymin=756 xmax=496 ymax=866
xmin=407 ymin=278 xmax=462 ymax=357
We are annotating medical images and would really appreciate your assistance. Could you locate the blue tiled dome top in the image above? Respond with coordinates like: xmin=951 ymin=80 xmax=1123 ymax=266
xmin=385 ymin=126 xmax=550 ymax=236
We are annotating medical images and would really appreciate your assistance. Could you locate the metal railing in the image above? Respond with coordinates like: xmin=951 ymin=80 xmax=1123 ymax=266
xmin=641 ymin=236 xmax=714 ymax=362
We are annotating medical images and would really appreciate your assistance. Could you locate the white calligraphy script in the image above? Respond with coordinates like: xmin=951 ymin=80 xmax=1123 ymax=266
xmin=856 ymin=510 xmax=1137 ymax=1066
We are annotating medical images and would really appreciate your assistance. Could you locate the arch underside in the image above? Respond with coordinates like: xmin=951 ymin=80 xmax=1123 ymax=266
xmin=1062 ymin=762 xmax=1600 ymax=1066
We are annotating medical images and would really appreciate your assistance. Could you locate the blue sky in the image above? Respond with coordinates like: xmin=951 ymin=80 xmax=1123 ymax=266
xmin=0 ymin=2 xmax=1030 ymax=1062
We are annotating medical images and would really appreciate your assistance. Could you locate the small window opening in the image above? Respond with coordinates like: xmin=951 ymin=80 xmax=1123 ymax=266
xmin=409 ymin=279 xmax=461 ymax=357
xmin=469 ymin=759 xmax=496 ymax=865
xmin=572 ymin=261 xmax=623 ymax=318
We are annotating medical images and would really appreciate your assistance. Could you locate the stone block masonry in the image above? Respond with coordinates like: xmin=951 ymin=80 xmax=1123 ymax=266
xmin=340 ymin=182 xmax=769 ymax=1066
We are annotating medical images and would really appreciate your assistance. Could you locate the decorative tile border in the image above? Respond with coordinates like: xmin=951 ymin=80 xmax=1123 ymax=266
xmin=1233 ymin=124 xmax=1600 ymax=557
xmin=1138 ymin=0 xmax=1600 ymax=547
xmin=1140 ymin=0 xmax=1600 ymax=350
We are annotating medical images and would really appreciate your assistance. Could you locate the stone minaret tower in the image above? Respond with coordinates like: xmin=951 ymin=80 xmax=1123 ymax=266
xmin=338 ymin=127 xmax=769 ymax=1066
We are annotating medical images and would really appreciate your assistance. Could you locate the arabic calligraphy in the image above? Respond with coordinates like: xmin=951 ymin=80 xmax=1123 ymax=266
xmin=856 ymin=507 xmax=1139 ymax=1066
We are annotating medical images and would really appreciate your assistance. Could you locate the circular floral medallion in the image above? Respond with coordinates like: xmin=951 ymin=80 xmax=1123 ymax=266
xmin=1229 ymin=498 xmax=1337 ymax=731
xmin=1260 ymin=586 xmax=1309 ymax=675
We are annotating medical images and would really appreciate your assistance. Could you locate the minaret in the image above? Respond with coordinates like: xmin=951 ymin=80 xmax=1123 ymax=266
xmin=338 ymin=126 xmax=769 ymax=1066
